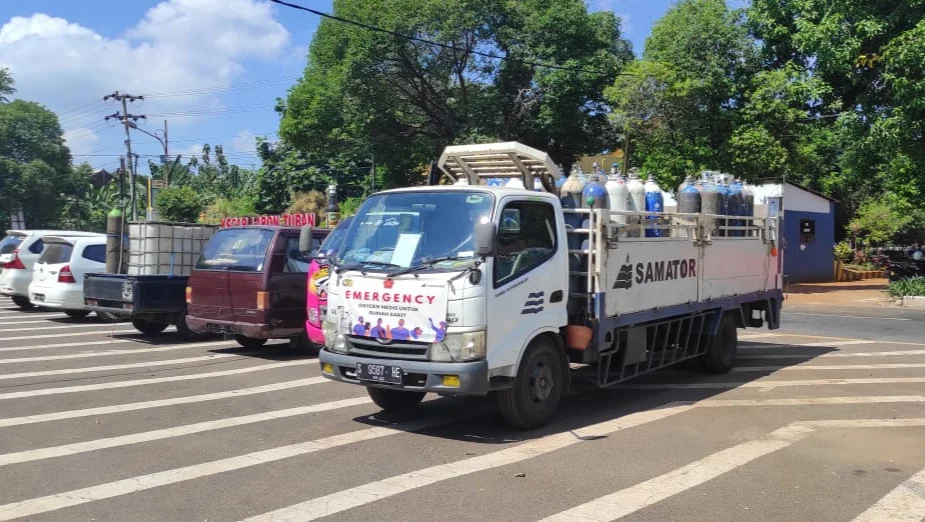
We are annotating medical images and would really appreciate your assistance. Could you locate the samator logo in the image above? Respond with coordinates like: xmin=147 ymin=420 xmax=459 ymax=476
xmin=613 ymin=255 xmax=697 ymax=289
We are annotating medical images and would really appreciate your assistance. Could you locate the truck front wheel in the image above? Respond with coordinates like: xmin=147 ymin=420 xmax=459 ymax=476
xmin=700 ymin=313 xmax=738 ymax=374
xmin=498 ymin=337 xmax=565 ymax=430
xmin=367 ymin=387 xmax=425 ymax=413
xmin=132 ymin=318 xmax=169 ymax=335
xmin=175 ymin=309 xmax=195 ymax=339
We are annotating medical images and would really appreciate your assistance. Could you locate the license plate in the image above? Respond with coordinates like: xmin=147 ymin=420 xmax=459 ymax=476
xmin=86 ymin=299 xmax=98 ymax=306
xmin=206 ymin=323 xmax=233 ymax=334
xmin=356 ymin=362 xmax=402 ymax=384
xmin=33 ymin=294 xmax=45 ymax=302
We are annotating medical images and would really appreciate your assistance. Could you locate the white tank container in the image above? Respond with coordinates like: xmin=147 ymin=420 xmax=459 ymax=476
xmin=626 ymin=171 xmax=646 ymax=237
xmin=605 ymin=174 xmax=629 ymax=225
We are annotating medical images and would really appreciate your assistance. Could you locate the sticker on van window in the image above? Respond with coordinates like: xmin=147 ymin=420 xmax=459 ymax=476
xmin=466 ymin=194 xmax=485 ymax=204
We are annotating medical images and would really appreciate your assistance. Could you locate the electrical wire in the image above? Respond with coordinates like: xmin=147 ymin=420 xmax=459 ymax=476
xmin=267 ymin=0 xmax=631 ymax=77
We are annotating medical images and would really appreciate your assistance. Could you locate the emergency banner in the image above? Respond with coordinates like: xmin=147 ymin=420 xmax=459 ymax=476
xmin=339 ymin=277 xmax=448 ymax=343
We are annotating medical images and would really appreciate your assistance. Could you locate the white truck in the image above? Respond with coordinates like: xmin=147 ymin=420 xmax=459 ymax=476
xmin=311 ymin=142 xmax=782 ymax=429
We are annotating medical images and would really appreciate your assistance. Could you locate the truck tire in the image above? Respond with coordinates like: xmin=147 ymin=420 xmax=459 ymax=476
xmin=367 ymin=387 xmax=425 ymax=413
xmin=64 ymin=310 xmax=91 ymax=319
xmin=288 ymin=332 xmax=320 ymax=356
xmin=132 ymin=318 xmax=169 ymax=335
xmin=497 ymin=336 xmax=565 ymax=430
xmin=11 ymin=296 xmax=34 ymax=310
xmin=235 ymin=335 xmax=267 ymax=350
xmin=700 ymin=313 xmax=738 ymax=374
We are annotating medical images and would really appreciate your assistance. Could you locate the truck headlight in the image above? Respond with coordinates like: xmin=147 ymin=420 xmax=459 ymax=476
xmin=322 ymin=319 xmax=346 ymax=353
xmin=429 ymin=331 xmax=486 ymax=362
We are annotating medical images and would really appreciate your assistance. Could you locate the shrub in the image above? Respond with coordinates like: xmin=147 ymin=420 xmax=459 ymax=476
xmin=888 ymin=276 xmax=925 ymax=298
xmin=155 ymin=186 xmax=203 ymax=223
xmin=833 ymin=241 xmax=853 ymax=263
xmin=338 ymin=196 xmax=364 ymax=218
xmin=287 ymin=191 xmax=327 ymax=223
xmin=200 ymin=196 xmax=257 ymax=225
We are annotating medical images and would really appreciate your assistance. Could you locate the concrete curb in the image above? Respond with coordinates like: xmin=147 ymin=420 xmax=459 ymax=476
xmin=901 ymin=296 xmax=925 ymax=308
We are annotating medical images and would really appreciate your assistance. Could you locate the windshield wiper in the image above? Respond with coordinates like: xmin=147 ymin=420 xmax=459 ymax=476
xmin=388 ymin=256 xmax=474 ymax=277
xmin=335 ymin=260 xmax=402 ymax=273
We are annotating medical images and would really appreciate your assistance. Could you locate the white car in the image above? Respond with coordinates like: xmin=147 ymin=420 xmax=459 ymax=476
xmin=28 ymin=235 xmax=108 ymax=318
xmin=1 ymin=230 xmax=104 ymax=309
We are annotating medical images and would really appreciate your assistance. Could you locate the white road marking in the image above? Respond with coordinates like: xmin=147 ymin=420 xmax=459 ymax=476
xmin=740 ymin=349 xmax=925 ymax=360
xmin=800 ymin=340 xmax=878 ymax=347
xmin=784 ymin=312 xmax=910 ymax=321
xmin=0 ymin=360 xmax=313 ymax=401
xmin=697 ymin=395 xmax=925 ymax=407
xmin=732 ymin=363 xmax=925 ymax=372
xmin=0 ymin=396 xmax=372 ymax=467
xmin=0 ymin=415 xmax=462 ymax=521
xmin=0 ymin=353 xmax=246 ymax=380
xmin=0 ymin=340 xmax=235 ymax=365
xmin=242 ymin=405 xmax=695 ymax=522
xmin=539 ymin=418 xmax=925 ymax=522
xmin=851 ymin=466 xmax=925 ymax=522
xmin=621 ymin=377 xmax=925 ymax=390
xmin=0 ymin=323 xmax=147 ymax=333
xmin=0 ymin=313 xmax=71 ymax=321
xmin=0 ymin=377 xmax=329 ymax=428
xmin=0 ymin=329 xmax=137 ymax=342
xmin=0 ymin=338 xmax=136 ymax=354
xmin=738 ymin=333 xmax=777 ymax=340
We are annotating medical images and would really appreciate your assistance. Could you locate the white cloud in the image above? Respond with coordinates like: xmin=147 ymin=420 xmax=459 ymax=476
xmin=0 ymin=0 xmax=291 ymax=157
xmin=230 ymin=129 xmax=257 ymax=154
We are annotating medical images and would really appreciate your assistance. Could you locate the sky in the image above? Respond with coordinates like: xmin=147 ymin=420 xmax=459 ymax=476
xmin=0 ymin=0 xmax=725 ymax=176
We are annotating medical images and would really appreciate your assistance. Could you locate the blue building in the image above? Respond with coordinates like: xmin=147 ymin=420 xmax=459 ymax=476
xmin=753 ymin=182 xmax=837 ymax=283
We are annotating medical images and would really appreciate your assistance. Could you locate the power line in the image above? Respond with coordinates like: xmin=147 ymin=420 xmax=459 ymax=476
xmin=142 ymin=77 xmax=299 ymax=98
xmin=268 ymin=0 xmax=630 ymax=77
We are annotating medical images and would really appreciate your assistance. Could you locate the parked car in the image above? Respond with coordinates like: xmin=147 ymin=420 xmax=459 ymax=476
xmin=1 ymin=230 xmax=104 ymax=310
xmin=306 ymin=216 xmax=354 ymax=347
xmin=185 ymin=225 xmax=330 ymax=351
xmin=27 ymin=235 xmax=108 ymax=318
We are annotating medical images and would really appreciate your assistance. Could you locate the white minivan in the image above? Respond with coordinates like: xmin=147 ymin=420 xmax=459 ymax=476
xmin=1 ymin=230 xmax=104 ymax=309
xmin=28 ymin=235 xmax=108 ymax=318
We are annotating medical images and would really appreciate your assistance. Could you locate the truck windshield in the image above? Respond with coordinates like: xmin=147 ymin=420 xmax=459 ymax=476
xmin=196 ymin=228 xmax=274 ymax=272
xmin=317 ymin=216 xmax=354 ymax=260
xmin=334 ymin=191 xmax=493 ymax=270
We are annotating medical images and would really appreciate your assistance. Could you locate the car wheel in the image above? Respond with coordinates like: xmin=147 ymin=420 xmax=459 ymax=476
xmin=497 ymin=336 xmax=565 ymax=430
xmin=234 ymin=335 xmax=267 ymax=350
xmin=367 ymin=387 xmax=425 ymax=413
xmin=287 ymin=332 xmax=321 ymax=356
xmin=11 ymin=296 xmax=34 ymax=310
xmin=132 ymin=318 xmax=169 ymax=335
xmin=64 ymin=310 xmax=91 ymax=319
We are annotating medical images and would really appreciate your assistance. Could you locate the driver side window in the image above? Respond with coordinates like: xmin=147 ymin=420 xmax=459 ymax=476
xmin=493 ymin=201 xmax=557 ymax=287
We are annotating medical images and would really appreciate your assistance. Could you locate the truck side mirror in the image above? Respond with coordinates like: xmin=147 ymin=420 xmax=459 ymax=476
xmin=474 ymin=222 xmax=496 ymax=257
xmin=299 ymin=225 xmax=314 ymax=256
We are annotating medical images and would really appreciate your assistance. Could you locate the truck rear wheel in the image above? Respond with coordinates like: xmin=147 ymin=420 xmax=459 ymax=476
xmin=498 ymin=337 xmax=564 ymax=430
xmin=367 ymin=387 xmax=425 ymax=413
xmin=234 ymin=335 xmax=267 ymax=350
xmin=175 ymin=309 xmax=195 ymax=339
xmin=288 ymin=332 xmax=320 ymax=356
xmin=132 ymin=318 xmax=169 ymax=335
xmin=11 ymin=296 xmax=34 ymax=310
xmin=700 ymin=313 xmax=738 ymax=374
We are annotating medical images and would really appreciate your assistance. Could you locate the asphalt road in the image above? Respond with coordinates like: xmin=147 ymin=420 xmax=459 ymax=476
xmin=1 ymin=295 xmax=924 ymax=522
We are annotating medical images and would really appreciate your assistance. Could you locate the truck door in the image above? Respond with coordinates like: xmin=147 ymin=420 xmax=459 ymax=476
xmin=264 ymin=232 xmax=317 ymax=330
xmin=486 ymin=198 xmax=568 ymax=373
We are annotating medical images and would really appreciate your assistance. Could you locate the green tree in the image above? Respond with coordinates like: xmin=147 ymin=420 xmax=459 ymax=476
xmin=606 ymin=0 xmax=756 ymax=187
xmin=0 ymin=68 xmax=14 ymax=103
xmin=155 ymin=186 xmax=204 ymax=223
xmin=281 ymin=0 xmax=632 ymax=187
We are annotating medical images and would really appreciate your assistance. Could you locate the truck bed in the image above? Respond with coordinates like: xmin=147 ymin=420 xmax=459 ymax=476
xmin=84 ymin=273 xmax=189 ymax=315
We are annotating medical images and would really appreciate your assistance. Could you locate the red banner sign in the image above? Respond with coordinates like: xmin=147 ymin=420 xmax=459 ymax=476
xmin=220 ymin=213 xmax=316 ymax=228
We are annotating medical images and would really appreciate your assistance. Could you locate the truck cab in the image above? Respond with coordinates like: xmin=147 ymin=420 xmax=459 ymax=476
xmin=318 ymin=142 xmax=782 ymax=430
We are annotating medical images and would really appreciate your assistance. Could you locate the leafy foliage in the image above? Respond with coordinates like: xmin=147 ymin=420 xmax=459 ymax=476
xmin=848 ymin=199 xmax=911 ymax=247
xmin=0 ymin=68 xmax=14 ymax=103
xmin=833 ymin=241 xmax=853 ymax=264
xmin=200 ymin=195 xmax=258 ymax=225
xmin=286 ymin=191 xmax=327 ymax=222
xmin=888 ymin=277 xmax=925 ymax=298
xmin=155 ymin=186 xmax=204 ymax=223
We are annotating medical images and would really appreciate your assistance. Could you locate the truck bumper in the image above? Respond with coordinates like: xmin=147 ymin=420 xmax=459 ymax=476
xmin=186 ymin=315 xmax=302 ymax=339
xmin=318 ymin=349 xmax=490 ymax=396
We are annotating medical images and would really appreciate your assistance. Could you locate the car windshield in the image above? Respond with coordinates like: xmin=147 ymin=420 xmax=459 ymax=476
xmin=317 ymin=217 xmax=354 ymax=260
xmin=333 ymin=191 xmax=493 ymax=270
xmin=0 ymin=235 xmax=25 ymax=255
xmin=196 ymin=228 xmax=274 ymax=272
xmin=38 ymin=242 xmax=74 ymax=264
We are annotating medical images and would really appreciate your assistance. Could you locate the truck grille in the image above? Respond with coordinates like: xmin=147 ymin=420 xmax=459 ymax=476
xmin=345 ymin=336 xmax=430 ymax=360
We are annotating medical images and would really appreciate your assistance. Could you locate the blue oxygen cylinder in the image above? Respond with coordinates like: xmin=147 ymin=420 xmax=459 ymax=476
xmin=728 ymin=179 xmax=745 ymax=236
xmin=678 ymin=177 xmax=702 ymax=214
xmin=715 ymin=175 xmax=731 ymax=237
xmin=582 ymin=173 xmax=608 ymax=209
xmin=741 ymin=180 xmax=755 ymax=236
xmin=644 ymin=173 xmax=665 ymax=237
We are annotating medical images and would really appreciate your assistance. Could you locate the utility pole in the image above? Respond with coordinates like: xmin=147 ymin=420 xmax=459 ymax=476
xmin=104 ymin=91 xmax=145 ymax=220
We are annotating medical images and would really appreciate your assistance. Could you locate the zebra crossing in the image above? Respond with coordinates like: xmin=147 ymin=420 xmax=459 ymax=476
xmin=0 ymin=304 xmax=924 ymax=521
